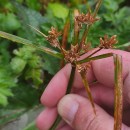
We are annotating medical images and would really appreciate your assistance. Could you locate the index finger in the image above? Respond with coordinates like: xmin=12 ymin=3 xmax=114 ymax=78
xmin=41 ymin=49 xmax=130 ymax=107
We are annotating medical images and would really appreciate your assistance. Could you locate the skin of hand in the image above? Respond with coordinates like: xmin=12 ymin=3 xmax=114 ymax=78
xmin=36 ymin=49 xmax=130 ymax=130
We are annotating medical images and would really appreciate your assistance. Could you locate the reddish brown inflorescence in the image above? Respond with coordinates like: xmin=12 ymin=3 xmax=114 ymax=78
xmin=77 ymin=63 xmax=91 ymax=73
xmin=75 ymin=12 xmax=99 ymax=26
xmin=46 ymin=27 xmax=62 ymax=48
xmin=99 ymin=35 xmax=118 ymax=49
xmin=64 ymin=45 xmax=80 ymax=63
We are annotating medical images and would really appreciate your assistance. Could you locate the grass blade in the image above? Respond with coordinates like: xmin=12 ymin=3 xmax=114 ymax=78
xmin=77 ymin=53 xmax=113 ymax=64
xmin=113 ymin=54 xmax=123 ymax=130
xmin=0 ymin=31 xmax=63 ymax=59
xmin=79 ymin=69 xmax=96 ymax=114
xmin=28 ymin=25 xmax=47 ymax=38
xmin=116 ymin=42 xmax=130 ymax=48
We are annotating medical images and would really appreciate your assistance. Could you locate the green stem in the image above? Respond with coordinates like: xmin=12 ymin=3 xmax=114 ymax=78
xmin=80 ymin=71 xmax=96 ymax=114
xmin=74 ymin=9 xmax=80 ymax=45
xmin=49 ymin=65 xmax=76 ymax=130
xmin=93 ymin=0 xmax=102 ymax=18
xmin=78 ymin=0 xmax=102 ymax=52
xmin=78 ymin=25 xmax=91 ymax=51
xmin=49 ymin=115 xmax=62 ymax=130
xmin=66 ymin=65 xmax=76 ymax=94
xmin=81 ymin=25 xmax=90 ymax=44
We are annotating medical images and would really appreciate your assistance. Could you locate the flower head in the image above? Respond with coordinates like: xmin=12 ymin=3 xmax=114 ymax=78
xmin=77 ymin=64 xmax=91 ymax=73
xmin=81 ymin=42 xmax=91 ymax=53
xmin=75 ymin=12 xmax=99 ymax=26
xmin=99 ymin=35 xmax=118 ymax=49
xmin=48 ymin=27 xmax=62 ymax=38
xmin=64 ymin=45 xmax=79 ymax=63
xmin=46 ymin=27 xmax=62 ymax=48
xmin=46 ymin=35 xmax=59 ymax=48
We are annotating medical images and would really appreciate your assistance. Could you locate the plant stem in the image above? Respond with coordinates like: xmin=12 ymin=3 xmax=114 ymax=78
xmin=79 ymin=0 xmax=102 ymax=50
xmin=113 ymin=54 xmax=123 ymax=130
xmin=49 ymin=115 xmax=62 ymax=130
xmin=49 ymin=65 xmax=76 ymax=130
xmin=60 ymin=15 xmax=70 ymax=67
xmin=66 ymin=65 xmax=76 ymax=94
xmin=93 ymin=0 xmax=102 ymax=18
xmin=79 ymin=0 xmax=102 ymax=51
xmin=81 ymin=25 xmax=90 ymax=44
xmin=78 ymin=25 xmax=91 ymax=51
xmin=87 ymin=47 xmax=102 ymax=58
xmin=74 ymin=9 xmax=80 ymax=46
xmin=80 ymin=71 xmax=96 ymax=114
xmin=62 ymin=16 xmax=70 ymax=49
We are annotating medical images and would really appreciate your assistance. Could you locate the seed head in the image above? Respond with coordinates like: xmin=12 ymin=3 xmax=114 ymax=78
xmin=77 ymin=64 xmax=91 ymax=73
xmin=99 ymin=35 xmax=118 ymax=49
xmin=64 ymin=45 xmax=80 ymax=63
xmin=46 ymin=27 xmax=62 ymax=48
xmin=71 ymin=44 xmax=79 ymax=52
xmin=75 ymin=12 xmax=99 ymax=26
xmin=81 ymin=42 xmax=91 ymax=52
xmin=48 ymin=27 xmax=62 ymax=38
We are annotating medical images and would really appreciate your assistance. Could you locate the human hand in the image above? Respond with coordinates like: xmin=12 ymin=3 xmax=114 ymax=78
xmin=36 ymin=49 xmax=130 ymax=130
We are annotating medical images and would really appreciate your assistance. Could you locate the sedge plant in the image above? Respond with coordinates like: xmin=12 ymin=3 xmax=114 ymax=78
xmin=0 ymin=0 xmax=123 ymax=130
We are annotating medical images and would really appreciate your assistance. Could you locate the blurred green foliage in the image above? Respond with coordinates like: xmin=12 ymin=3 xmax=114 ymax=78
xmin=0 ymin=0 xmax=130 ymax=129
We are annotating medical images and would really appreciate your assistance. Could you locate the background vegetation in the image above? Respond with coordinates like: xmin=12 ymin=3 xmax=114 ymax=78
xmin=0 ymin=0 xmax=130 ymax=129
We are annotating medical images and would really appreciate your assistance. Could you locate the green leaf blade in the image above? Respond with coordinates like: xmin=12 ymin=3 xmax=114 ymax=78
xmin=0 ymin=31 xmax=63 ymax=59
xmin=0 ymin=93 xmax=8 ymax=106
xmin=48 ymin=3 xmax=69 ymax=20
xmin=77 ymin=53 xmax=113 ymax=64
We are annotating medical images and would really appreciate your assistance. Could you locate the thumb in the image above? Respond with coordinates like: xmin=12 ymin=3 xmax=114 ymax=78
xmin=58 ymin=94 xmax=128 ymax=130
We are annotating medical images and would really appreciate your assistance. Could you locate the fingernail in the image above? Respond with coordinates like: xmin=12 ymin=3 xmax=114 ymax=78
xmin=58 ymin=96 xmax=79 ymax=125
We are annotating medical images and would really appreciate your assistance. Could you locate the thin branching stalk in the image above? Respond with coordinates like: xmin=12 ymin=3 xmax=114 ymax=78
xmin=28 ymin=25 xmax=48 ymax=38
xmin=80 ymin=25 xmax=91 ymax=47
xmin=66 ymin=65 xmax=76 ymax=94
xmin=49 ymin=115 xmax=62 ymax=130
xmin=61 ymin=16 xmax=70 ymax=67
xmin=62 ymin=17 xmax=70 ymax=49
xmin=74 ymin=9 xmax=80 ymax=45
xmin=79 ymin=0 xmax=102 ymax=51
xmin=93 ymin=0 xmax=102 ymax=18
xmin=86 ymin=48 xmax=102 ymax=58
